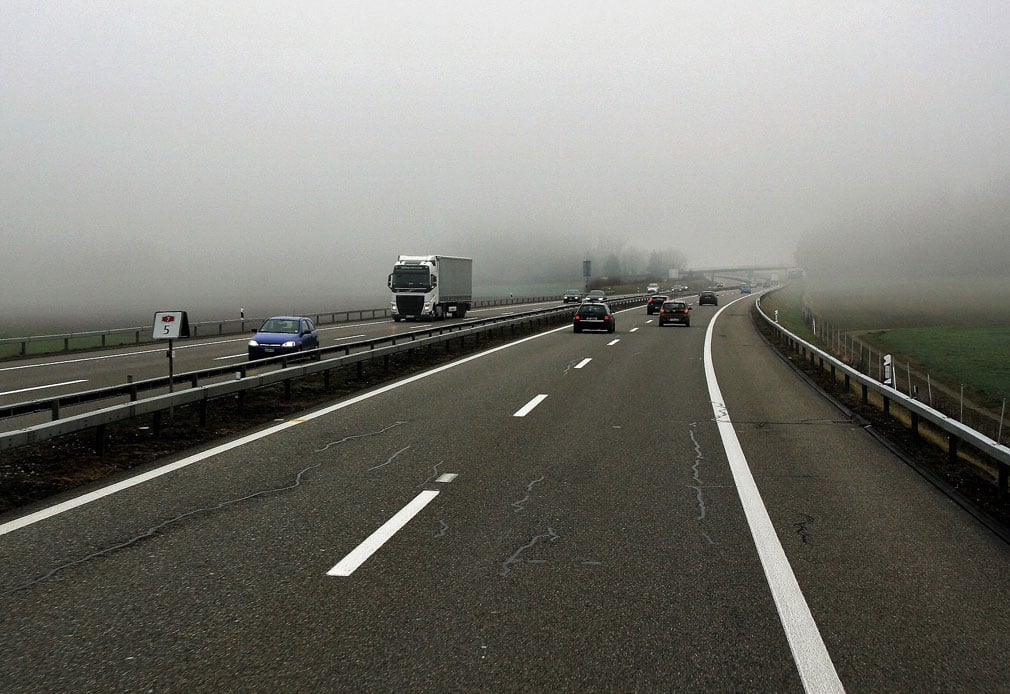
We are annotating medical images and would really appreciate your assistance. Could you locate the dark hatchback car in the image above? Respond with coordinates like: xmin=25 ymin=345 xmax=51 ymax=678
xmin=248 ymin=316 xmax=320 ymax=360
xmin=573 ymin=302 xmax=616 ymax=333
xmin=563 ymin=289 xmax=583 ymax=303
xmin=698 ymin=290 xmax=718 ymax=306
xmin=658 ymin=300 xmax=691 ymax=327
xmin=646 ymin=294 xmax=669 ymax=314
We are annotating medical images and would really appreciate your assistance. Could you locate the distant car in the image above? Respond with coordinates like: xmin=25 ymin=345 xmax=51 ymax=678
xmin=658 ymin=300 xmax=691 ymax=327
xmin=646 ymin=283 xmax=660 ymax=294
xmin=248 ymin=316 xmax=320 ymax=360
xmin=563 ymin=289 xmax=582 ymax=303
xmin=646 ymin=294 xmax=669 ymax=314
xmin=740 ymin=283 xmax=751 ymax=294
xmin=573 ymin=302 xmax=616 ymax=333
xmin=698 ymin=291 xmax=718 ymax=306
xmin=585 ymin=289 xmax=607 ymax=303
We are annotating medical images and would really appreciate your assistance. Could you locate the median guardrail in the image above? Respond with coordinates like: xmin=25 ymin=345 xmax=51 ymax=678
xmin=0 ymin=296 xmax=644 ymax=452
xmin=755 ymin=292 xmax=1010 ymax=499
xmin=0 ymin=295 xmax=560 ymax=358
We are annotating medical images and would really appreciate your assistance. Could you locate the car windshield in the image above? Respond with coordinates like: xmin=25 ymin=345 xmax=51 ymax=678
xmin=260 ymin=319 xmax=299 ymax=333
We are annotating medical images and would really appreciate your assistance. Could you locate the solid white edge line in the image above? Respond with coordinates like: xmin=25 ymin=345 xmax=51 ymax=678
xmin=1 ymin=319 xmax=575 ymax=536
xmin=0 ymin=419 xmax=302 ymax=536
xmin=513 ymin=394 xmax=549 ymax=417
xmin=0 ymin=379 xmax=88 ymax=397
xmin=705 ymin=297 xmax=844 ymax=693
xmin=327 ymin=490 xmax=439 ymax=576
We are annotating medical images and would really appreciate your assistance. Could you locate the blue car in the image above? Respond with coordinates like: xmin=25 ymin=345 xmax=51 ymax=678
xmin=248 ymin=316 xmax=320 ymax=360
xmin=740 ymin=283 xmax=751 ymax=294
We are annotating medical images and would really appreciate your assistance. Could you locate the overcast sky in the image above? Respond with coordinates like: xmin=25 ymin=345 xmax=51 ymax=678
xmin=3 ymin=2 xmax=1010 ymax=325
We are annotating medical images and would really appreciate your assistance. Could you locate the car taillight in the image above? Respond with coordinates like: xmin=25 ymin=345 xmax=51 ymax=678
xmin=604 ymin=315 xmax=610 ymax=321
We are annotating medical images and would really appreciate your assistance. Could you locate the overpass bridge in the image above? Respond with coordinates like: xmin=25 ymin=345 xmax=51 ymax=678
xmin=684 ymin=264 xmax=800 ymax=284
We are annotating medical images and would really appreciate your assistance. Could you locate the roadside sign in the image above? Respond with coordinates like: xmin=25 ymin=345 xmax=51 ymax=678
xmin=152 ymin=311 xmax=190 ymax=340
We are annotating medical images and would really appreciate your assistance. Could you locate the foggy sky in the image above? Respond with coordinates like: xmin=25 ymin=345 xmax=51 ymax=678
xmin=4 ymin=2 xmax=1010 ymax=327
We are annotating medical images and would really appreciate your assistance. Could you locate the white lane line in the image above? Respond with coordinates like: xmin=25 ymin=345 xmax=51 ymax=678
xmin=607 ymin=339 xmax=620 ymax=346
xmin=646 ymin=320 xmax=654 ymax=324
xmin=327 ymin=490 xmax=440 ymax=576
xmin=574 ymin=358 xmax=592 ymax=369
xmin=214 ymin=354 xmax=247 ymax=361
xmin=513 ymin=394 xmax=548 ymax=417
xmin=704 ymin=299 xmax=843 ymax=692
xmin=1 ymin=319 xmax=577 ymax=536
xmin=436 ymin=473 xmax=458 ymax=483
xmin=630 ymin=327 xmax=640 ymax=333
xmin=333 ymin=334 xmax=366 ymax=342
xmin=0 ymin=379 xmax=88 ymax=397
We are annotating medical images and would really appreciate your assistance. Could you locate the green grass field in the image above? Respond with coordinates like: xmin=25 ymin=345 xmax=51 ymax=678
xmin=762 ymin=278 xmax=1010 ymax=412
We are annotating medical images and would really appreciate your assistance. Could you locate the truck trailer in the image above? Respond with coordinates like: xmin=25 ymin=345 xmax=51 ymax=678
xmin=388 ymin=255 xmax=473 ymax=321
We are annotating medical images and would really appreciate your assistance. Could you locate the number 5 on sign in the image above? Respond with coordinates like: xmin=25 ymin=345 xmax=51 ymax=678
xmin=152 ymin=311 xmax=190 ymax=340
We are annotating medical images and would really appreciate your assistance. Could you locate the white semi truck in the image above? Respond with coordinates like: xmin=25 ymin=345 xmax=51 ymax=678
xmin=388 ymin=255 xmax=473 ymax=321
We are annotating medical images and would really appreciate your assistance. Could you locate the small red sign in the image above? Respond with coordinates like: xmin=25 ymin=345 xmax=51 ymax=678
xmin=161 ymin=315 xmax=176 ymax=322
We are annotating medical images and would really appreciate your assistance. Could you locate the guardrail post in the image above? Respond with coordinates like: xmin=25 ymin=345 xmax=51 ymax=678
xmin=947 ymin=434 xmax=958 ymax=463
xmin=883 ymin=396 xmax=890 ymax=415
xmin=861 ymin=383 xmax=868 ymax=404
xmin=284 ymin=379 xmax=292 ymax=400
xmin=51 ymin=401 xmax=60 ymax=421
xmin=999 ymin=463 xmax=1008 ymax=500
xmin=153 ymin=411 xmax=162 ymax=436
xmin=911 ymin=412 xmax=920 ymax=438
xmin=64 ymin=337 xmax=70 ymax=351
xmin=190 ymin=374 xmax=198 ymax=388
xmin=199 ymin=397 xmax=208 ymax=427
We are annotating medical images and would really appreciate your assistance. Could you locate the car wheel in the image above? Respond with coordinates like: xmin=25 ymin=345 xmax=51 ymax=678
xmin=574 ymin=325 xmax=581 ymax=333
xmin=685 ymin=320 xmax=690 ymax=327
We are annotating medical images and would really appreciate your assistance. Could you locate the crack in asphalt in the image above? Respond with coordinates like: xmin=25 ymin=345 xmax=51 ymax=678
xmin=368 ymin=445 xmax=410 ymax=471
xmin=687 ymin=426 xmax=715 ymax=545
xmin=3 ymin=464 xmax=321 ymax=596
xmin=3 ymin=421 xmax=407 ymax=595
xmin=500 ymin=526 xmax=560 ymax=576
xmin=510 ymin=476 xmax=545 ymax=512
xmin=433 ymin=519 xmax=449 ymax=539
xmin=315 ymin=421 xmax=407 ymax=452
xmin=794 ymin=513 xmax=815 ymax=544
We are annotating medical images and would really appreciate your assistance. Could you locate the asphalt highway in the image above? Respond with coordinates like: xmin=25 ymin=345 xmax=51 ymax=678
xmin=0 ymin=300 xmax=561 ymax=427
xmin=1 ymin=294 xmax=1008 ymax=691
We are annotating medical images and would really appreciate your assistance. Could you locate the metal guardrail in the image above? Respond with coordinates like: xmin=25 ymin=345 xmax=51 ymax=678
xmin=0 ymin=295 xmax=560 ymax=358
xmin=755 ymin=292 xmax=1010 ymax=497
xmin=0 ymin=296 xmax=644 ymax=452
